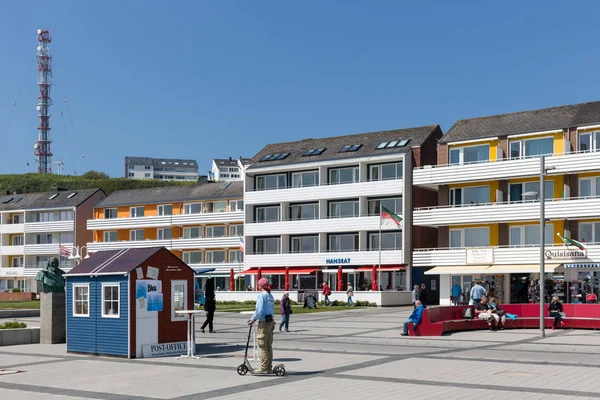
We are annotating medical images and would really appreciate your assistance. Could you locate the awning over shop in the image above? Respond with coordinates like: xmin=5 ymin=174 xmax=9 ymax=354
xmin=486 ymin=264 xmax=562 ymax=274
xmin=357 ymin=265 xmax=405 ymax=271
xmin=193 ymin=268 xmax=216 ymax=275
xmin=424 ymin=266 xmax=490 ymax=275
xmin=241 ymin=268 xmax=318 ymax=275
xmin=322 ymin=269 xmax=355 ymax=273
xmin=564 ymin=263 xmax=600 ymax=268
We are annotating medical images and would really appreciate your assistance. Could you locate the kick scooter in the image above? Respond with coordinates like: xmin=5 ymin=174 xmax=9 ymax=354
xmin=237 ymin=323 xmax=285 ymax=376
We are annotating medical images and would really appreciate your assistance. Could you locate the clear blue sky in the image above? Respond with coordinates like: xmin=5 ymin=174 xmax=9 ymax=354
xmin=1 ymin=0 xmax=599 ymax=177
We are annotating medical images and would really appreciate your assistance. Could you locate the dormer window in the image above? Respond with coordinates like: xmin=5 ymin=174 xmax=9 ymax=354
xmin=338 ymin=144 xmax=362 ymax=153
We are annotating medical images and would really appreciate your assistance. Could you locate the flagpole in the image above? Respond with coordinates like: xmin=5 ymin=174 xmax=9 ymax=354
xmin=378 ymin=208 xmax=382 ymax=292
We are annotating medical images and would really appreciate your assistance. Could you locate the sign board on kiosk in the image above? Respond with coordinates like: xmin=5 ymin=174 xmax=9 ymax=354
xmin=142 ymin=342 xmax=188 ymax=358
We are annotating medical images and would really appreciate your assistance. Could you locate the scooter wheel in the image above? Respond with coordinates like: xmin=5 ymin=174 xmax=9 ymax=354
xmin=237 ymin=364 xmax=248 ymax=375
xmin=274 ymin=365 xmax=285 ymax=376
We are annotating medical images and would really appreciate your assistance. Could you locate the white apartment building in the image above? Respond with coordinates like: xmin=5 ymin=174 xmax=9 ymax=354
xmin=243 ymin=126 xmax=442 ymax=304
xmin=209 ymin=157 xmax=250 ymax=182
xmin=0 ymin=188 xmax=105 ymax=292
xmin=86 ymin=182 xmax=244 ymax=290
xmin=412 ymin=100 xmax=600 ymax=305
xmin=125 ymin=157 xmax=199 ymax=181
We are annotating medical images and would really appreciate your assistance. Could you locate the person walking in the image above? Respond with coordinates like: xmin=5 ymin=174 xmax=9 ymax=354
xmin=248 ymin=277 xmax=275 ymax=374
xmin=419 ymin=283 xmax=428 ymax=308
xmin=346 ymin=282 xmax=355 ymax=307
xmin=279 ymin=292 xmax=292 ymax=332
xmin=322 ymin=282 xmax=332 ymax=306
xmin=470 ymin=280 xmax=487 ymax=305
xmin=548 ymin=296 xmax=566 ymax=330
xmin=201 ymin=278 xmax=216 ymax=333
xmin=411 ymin=284 xmax=420 ymax=309
xmin=401 ymin=300 xmax=425 ymax=336
xmin=451 ymin=281 xmax=462 ymax=306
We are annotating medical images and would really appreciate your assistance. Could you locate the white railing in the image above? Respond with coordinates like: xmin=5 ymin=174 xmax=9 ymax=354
xmin=87 ymin=212 xmax=244 ymax=231
xmin=245 ymin=249 xmax=404 ymax=267
xmin=87 ymin=237 xmax=241 ymax=252
xmin=24 ymin=243 xmax=74 ymax=256
xmin=246 ymin=215 xmax=402 ymax=236
xmin=0 ymin=245 xmax=24 ymax=256
xmin=25 ymin=220 xmax=74 ymax=233
xmin=0 ymin=223 xmax=24 ymax=234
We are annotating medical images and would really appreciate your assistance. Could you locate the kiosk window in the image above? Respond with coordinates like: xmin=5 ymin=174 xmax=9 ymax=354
xmin=102 ymin=284 xmax=120 ymax=318
xmin=171 ymin=280 xmax=187 ymax=321
xmin=73 ymin=285 xmax=89 ymax=317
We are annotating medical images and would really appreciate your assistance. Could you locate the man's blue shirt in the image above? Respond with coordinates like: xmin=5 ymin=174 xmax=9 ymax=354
xmin=251 ymin=291 xmax=275 ymax=321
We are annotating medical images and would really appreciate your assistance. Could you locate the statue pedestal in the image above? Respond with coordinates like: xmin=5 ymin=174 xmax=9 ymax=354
xmin=40 ymin=292 xmax=66 ymax=344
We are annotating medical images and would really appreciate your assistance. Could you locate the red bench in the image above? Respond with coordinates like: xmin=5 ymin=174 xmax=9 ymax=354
xmin=409 ymin=304 xmax=600 ymax=336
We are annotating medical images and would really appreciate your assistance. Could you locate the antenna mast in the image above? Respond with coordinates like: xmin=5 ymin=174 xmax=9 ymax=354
xmin=35 ymin=29 xmax=53 ymax=174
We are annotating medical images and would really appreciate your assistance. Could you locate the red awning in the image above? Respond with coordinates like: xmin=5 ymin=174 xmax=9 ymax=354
xmin=357 ymin=265 xmax=405 ymax=271
xmin=241 ymin=268 xmax=318 ymax=275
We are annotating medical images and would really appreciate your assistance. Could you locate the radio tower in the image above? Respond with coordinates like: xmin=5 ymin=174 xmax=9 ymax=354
xmin=34 ymin=29 xmax=53 ymax=173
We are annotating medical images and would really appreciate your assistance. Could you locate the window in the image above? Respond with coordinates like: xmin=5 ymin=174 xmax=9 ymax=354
xmin=329 ymin=200 xmax=359 ymax=218
xmin=329 ymin=233 xmax=359 ymax=251
xmin=338 ymin=144 xmax=362 ymax=153
xmin=206 ymin=250 xmax=227 ymax=263
xmin=129 ymin=165 xmax=134 ymax=170
xmin=36 ymin=256 xmax=51 ymax=268
xmin=67 ymin=192 xmax=77 ymax=199
xmin=158 ymin=204 xmax=173 ymax=216
xmin=290 ymin=203 xmax=319 ymax=221
xmin=12 ymin=257 xmax=23 ymax=268
xmin=449 ymin=227 xmax=490 ymax=248
xmin=12 ymin=214 xmax=23 ymax=224
xmin=579 ymin=177 xmax=600 ymax=198
xmin=128 ymin=173 xmax=134 ymax=177
xmin=73 ymin=285 xmax=89 ymax=317
xmin=59 ymin=210 xmax=74 ymax=221
xmin=206 ymin=225 xmax=226 ymax=238
xmin=183 ymin=251 xmax=203 ymax=264
xmin=510 ymin=224 xmax=554 ymax=247
xmin=36 ymin=234 xmax=53 ymax=244
xmin=256 ymin=174 xmax=287 ymax=191
xmin=256 ymin=206 xmax=280 ymax=223
xmin=578 ymin=131 xmax=600 ymax=152
xmin=48 ymin=194 xmax=58 ymax=200
xmin=376 ymin=139 xmax=410 ymax=149
xmin=291 ymin=235 xmax=319 ymax=253
xmin=329 ymin=167 xmax=359 ymax=185
xmin=144 ymin=173 xmax=151 ymax=178
xmin=259 ymin=153 xmax=290 ymax=161
xmin=145 ymin=165 xmax=151 ymax=170
xmin=171 ymin=280 xmax=187 ymax=321
xmin=32 ymin=211 xmax=54 ymax=222
xmin=130 ymin=230 xmax=144 ymax=241
xmin=102 ymin=284 xmax=119 ymax=318
xmin=369 ymin=232 xmax=402 ymax=250
xmin=255 ymin=237 xmax=281 ymax=254
xmin=303 ymin=148 xmax=326 ymax=156
xmin=104 ymin=231 xmax=118 ymax=242
xmin=12 ymin=235 xmax=24 ymax=246
xmin=229 ymin=249 xmax=243 ymax=263
xmin=367 ymin=197 xmax=402 ymax=215
xmin=509 ymin=137 xmax=554 ymax=159
xmin=370 ymin=162 xmax=403 ymax=181
xmin=292 ymin=171 xmax=319 ymax=188
xmin=130 ymin=206 xmax=144 ymax=218
xmin=230 ymin=200 xmax=244 ymax=212
xmin=104 ymin=208 xmax=118 ymax=219
xmin=579 ymin=222 xmax=600 ymax=243
xmin=229 ymin=224 xmax=244 ymax=236
xmin=509 ymin=181 xmax=554 ymax=202
xmin=450 ymin=186 xmax=490 ymax=206
xmin=158 ymin=228 xmax=172 ymax=240
xmin=183 ymin=227 xmax=204 ymax=239
xmin=59 ymin=233 xmax=73 ymax=243
xmin=205 ymin=201 xmax=227 ymax=213
xmin=449 ymin=144 xmax=489 ymax=165
xmin=184 ymin=203 xmax=203 ymax=214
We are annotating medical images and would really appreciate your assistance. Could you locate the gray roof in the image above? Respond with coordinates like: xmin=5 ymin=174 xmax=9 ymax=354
xmin=0 ymin=188 xmax=104 ymax=211
xmin=125 ymin=157 xmax=198 ymax=168
xmin=247 ymin=125 xmax=440 ymax=169
xmin=214 ymin=158 xmax=239 ymax=167
xmin=96 ymin=181 xmax=243 ymax=208
xmin=441 ymin=100 xmax=600 ymax=144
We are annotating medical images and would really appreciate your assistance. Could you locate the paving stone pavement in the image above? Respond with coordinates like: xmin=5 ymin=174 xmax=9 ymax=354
xmin=1 ymin=306 xmax=600 ymax=399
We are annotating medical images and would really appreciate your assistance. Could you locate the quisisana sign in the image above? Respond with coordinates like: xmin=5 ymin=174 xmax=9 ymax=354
xmin=545 ymin=248 xmax=587 ymax=260
xmin=325 ymin=258 xmax=351 ymax=264
xmin=142 ymin=341 xmax=188 ymax=358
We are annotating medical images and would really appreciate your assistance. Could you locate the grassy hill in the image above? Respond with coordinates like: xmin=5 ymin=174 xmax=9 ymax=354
xmin=0 ymin=173 xmax=194 ymax=195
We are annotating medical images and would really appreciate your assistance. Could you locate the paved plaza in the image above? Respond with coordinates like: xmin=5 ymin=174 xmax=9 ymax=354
xmin=2 ymin=307 xmax=600 ymax=399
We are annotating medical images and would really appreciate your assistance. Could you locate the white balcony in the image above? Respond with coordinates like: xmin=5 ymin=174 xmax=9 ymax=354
xmin=25 ymin=220 xmax=74 ymax=233
xmin=245 ymin=179 xmax=403 ymax=205
xmin=246 ymin=216 xmax=402 ymax=236
xmin=413 ymin=151 xmax=600 ymax=188
xmin=0 ymin=223 xmax=24 ymax=234
xmin=188 ymin=262 xmax=244 ymax=275
xmin=414 ymin=197 xmax=600 ymax=227
xmin=245 ymin=249 xmax=404 ymax=268
xmin=24 ymin=243 xmax=74 ymax=256
xmin=87 ymin=239 xmax=173 ymax=252
xmin=87 ymin=212 xmax=244 ymax=231
xmin=413 ymin=244 xmax=600 ymax=267
xmin=87 ymin=237 xmax=240 ymax=252
xmin=1 ymin=245 xmax=24 ymax=256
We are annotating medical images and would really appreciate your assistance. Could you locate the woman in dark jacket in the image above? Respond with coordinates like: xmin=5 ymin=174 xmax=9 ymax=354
xmin=419 ymin=284 xmax=427 ymax=308
xmin=201 ymin=278 xmax=216 ymax=333
xmin=279 ymin=292 xmax=292 ymax=332
xmin=548 ymin=296 xmax=565 ymax=330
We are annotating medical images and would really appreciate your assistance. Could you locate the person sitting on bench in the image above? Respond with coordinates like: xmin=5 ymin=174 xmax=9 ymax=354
xmin=475 ymin=296 xmax=501 ymax=331
xmin=401 ymin=300 xmax=424 ymax=336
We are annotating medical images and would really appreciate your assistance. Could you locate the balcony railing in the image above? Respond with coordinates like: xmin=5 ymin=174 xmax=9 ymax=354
xmin=246 ymin=215 xmax=403 ymax=236
xmin=245 ymin=249 xmax=404 ymax=267
xmin=87 ymin=211 xmax=244 ymax=230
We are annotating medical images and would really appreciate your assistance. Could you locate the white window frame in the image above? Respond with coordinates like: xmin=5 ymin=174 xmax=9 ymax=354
xmin=369 ymin=231 xmax=403 ymax=250
xmin=329 ymin=166 xmax=359 ymax=185
xmin=101 ymin=283 xmax=120 ymax=318
xmin=579 ymin=177 xmax=600 ymax=199
xmin=509 ymin=136 xmax=554 ymax=159
xmin=130 ymin=206 xmax=144 ymax=218
xmin=291 ymin=171 xmax=319 ymax=188
xmin=449 ymin=186 xmax=490 ymax=207
xmin=449 ymin=227 xmax=490 ymax=248
xmin=230 ymin=200 xmax=244 ymax=212
xmin=256 ymin=205 xmax=281 ymax=223
xmin=12 ymin=235 xmax=24 ymax=246
xmin=229 ymin=249 xmax=243 ymax=263
xmin=171 ymin=280 xmax=187 ymax=322
xmin=578 ymin=131 xmax=600 ymax=153
xmin=158 ymin=204 xmax=173 ymax=216
xmin=183 ymin=226 xmax=204 ymax=239
xmin=256 ymin=173 xmax=287 ymax=191
xmin=158 ymin=228 xmax=172 ymax=240
xmin=184 ymin=203 xmax=203 ymax=214
xmin=229 ymin=224 xmax=243 ymax=236
xmin=206 ymin=225 xmax=227 ymax=238
xmin=449 ymin=144 xmax=490 ymax=165
xmin=104 ymin=231 xmax=118 ymax=242
xmin=12 ymin=214 xmax=23 ymax=224
xmin=291 ymin=235 xmax=319 ymax=253
xmin=130 ymin=229 xmax=144 ymax=241
xmin=73 ymin=284 xmax=90 ymax=317
xmin=329 ymin=200 xmax=359 ymax=218
xmin=104 ymin=208 xmax=118 ymax=219
xmin=369 ymin=162 xmax=403 ymax=181
xmin=509 ymin=224 xmax=554 ymax=247
xmin=183 ymin=251 xmax=203 ymax=264
xmin=205 ymin=201 xmax=227 ymax=213
xmin=579 ymin=222 xmax=600 ymax=243
xmin=328 ymin=233 xmax=359 ymax=252
xmin=255 ymin=237 xmax=281 ymax=254
xmin=12 ymin=257 xmax=24 ymax=268
xmin=509 ymin=181 xmax=554 ymax=203
xmin=206 ymin=250 xmax=227 ymax=263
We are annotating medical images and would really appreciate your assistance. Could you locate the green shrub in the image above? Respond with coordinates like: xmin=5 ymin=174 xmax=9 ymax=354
xmin=11 ymin=288 xmax=21 ymax=293
xmin=0 ymin=321 xmax=27 ymax=329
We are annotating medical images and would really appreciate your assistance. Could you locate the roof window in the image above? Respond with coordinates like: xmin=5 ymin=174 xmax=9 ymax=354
xmin=67 ymin=192 xmax=77 ymax=199
xmin=338 ymin=144 xmax=362 ymax=153
xmin=2 ymin=198 xmax=13 ymax=204
xmin=259 ymin=153 xmax=291 ymax=162
xmin=302 ymin=148 xmax=326 ymax=157
xmin=15 ymin=197 xmax=23 ymax=203
xmin=48 ymin=194 xmax=59 ymax=200
xmin=376 ymin=139 xmax=411 ymax=149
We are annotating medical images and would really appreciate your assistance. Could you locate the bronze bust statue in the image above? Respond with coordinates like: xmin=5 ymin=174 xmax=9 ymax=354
xmin=35 ymin=257 xmax=65 ymax=293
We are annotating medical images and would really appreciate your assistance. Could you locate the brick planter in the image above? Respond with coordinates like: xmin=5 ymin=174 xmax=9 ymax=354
xmin=0 ymin=292 xmax=36 ymax=301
